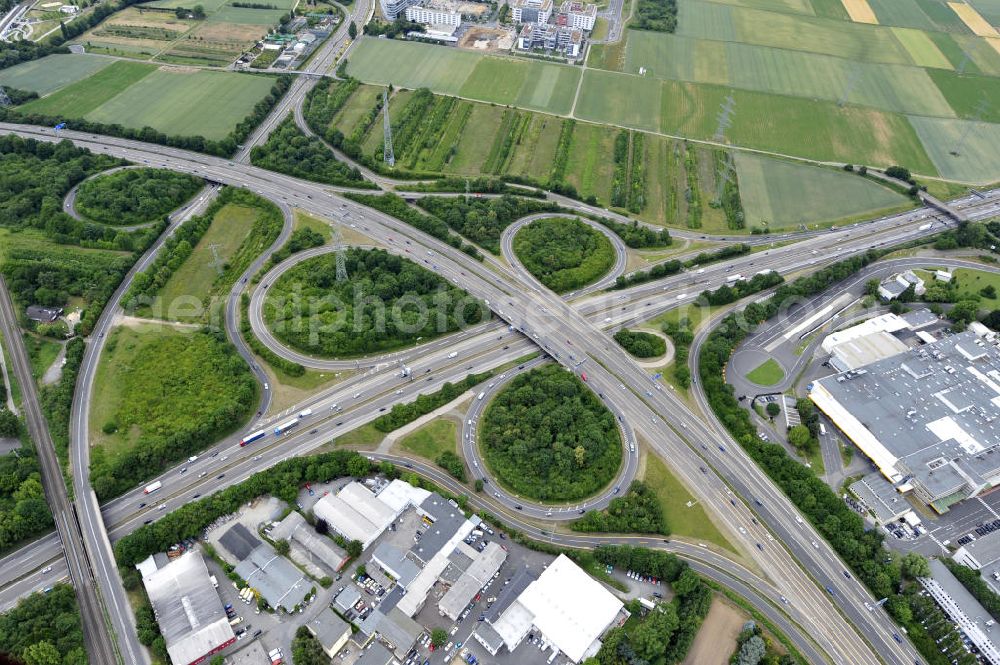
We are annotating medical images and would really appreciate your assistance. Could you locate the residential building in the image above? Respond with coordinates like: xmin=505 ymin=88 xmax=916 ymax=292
xmin=516 ymin=23 xmax=581 ymax=57
xmin=810 ymin=331 xmax=1000 ymax=512
xmin=25 ymin=305 xmax=62 ymax=323
xmin=380 ymin=0 xmax=420 ymax=20
xmin=510 ymin=0 xmax=552 ymax=23
xmin=555 ymin=0 xmax=595 ymax=30
xmin=404 ymin=4 xmax=461 ymax=25
xmin=139 ymin=552 xmax=235 ymax=665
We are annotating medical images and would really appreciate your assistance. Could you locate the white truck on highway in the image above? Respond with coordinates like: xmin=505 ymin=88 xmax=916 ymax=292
xmin=143 ymin=481 xmax=162 ymax=494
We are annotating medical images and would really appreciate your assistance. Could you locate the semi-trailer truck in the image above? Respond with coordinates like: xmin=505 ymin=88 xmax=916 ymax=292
xmin=144 ymin=481 xmax=162 ymax=494
xmin=274 ymin=419 xmax=298 ymax=435
xmin=240 ymin=430 xmax=266 ymax=447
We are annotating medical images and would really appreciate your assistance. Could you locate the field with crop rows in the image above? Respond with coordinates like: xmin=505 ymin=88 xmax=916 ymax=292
xmin=12 ymin=57 xmax=276 ymax=141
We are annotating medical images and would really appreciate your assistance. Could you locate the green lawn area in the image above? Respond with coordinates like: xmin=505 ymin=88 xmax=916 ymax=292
xmin=84 ymin=68 xmax=275 ymax=141
xmin=23 ymin=334 xmax=61 ymax=383
xmin=332 ymin=84 xmax=383 ymax=136
xmin=0 ymin=54 xmax=113 ymax=96
xmin=745 ymin=358 xmax=785 ymax=386
xmin=734 ymin=153 xmax=911 ymax=229
xmin=642 ymin=452 xmax=735 ymax=552
xmin=89 ymin=322 xmax=255 ymax=460
xmin=952 ymin=268 xmax=1000 ymax=300
xmin=335 ymin=422 xmax=384 ymax=449
xmin=19 ymin=61 xmax=156 ymax=118
xmin=397 ymin=418 xmax=458 ymax=460
xmin=149 ymin=202 xmax=260 ymax=321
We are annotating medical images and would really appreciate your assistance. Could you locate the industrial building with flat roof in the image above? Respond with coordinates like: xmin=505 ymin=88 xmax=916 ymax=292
xmin=305 ymin=608 xmax=351 ymax=658
xmin=221 ymin=524 xmax=310 ymax=612
xmin=811 ymin=330 xmax=1000 ymax=512
xmin=140 ymin=551 xmax=235 ymax=665
xmin=491 ymin=554 xmax=626 ymax=663
xmin=848 ymin=472 xmax=913 ymax=526
xmin=954 ymin=530 xmax=1000 ymax=570
xmin=439 ymin=541 xmax=507 ymax=620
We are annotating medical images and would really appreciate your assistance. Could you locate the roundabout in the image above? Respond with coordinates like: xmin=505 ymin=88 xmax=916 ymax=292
xmin=459 ymin=359 xmax=640 ymax=520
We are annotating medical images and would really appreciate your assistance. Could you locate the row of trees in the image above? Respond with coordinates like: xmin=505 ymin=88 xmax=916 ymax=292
xmin=696 ymin=270 xmax=784 ymax=307
xmin=612 ymin=243 xmax=752 ymax=290
xmin=583 ymin=214 xmax=671 ymax=249
xmin=344 ymin=193 xmax=482 ymax=259
xmin=512 ymin=217 xmax=615 ymax=293
xmin=75 ymin=168 xmax=202 ymax=226
xmin=39 ymin=338 xmax=84 ymax=466
xmin=373 ymin=372 xmax=493 ymax=432
xmin=613 ymin=329 xmax=666 ymax=358
xmin=480 ymin=365 xmax=622 ymax=502
xmin=263 ymin=248 xmax=488 ymax=358
xmin=572 ymin=481 xmax=668 ymax=535
xmin=587 ymin=545 xmax=712 ymax=665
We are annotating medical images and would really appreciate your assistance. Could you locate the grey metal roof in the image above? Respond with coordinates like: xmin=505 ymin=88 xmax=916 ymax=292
xmin=371 ymin=542 xmax=421 ymax=587
xmin=815 ymin=331 xmax=1000 ymax=503
xmin=334 ymin=585 xmax=361 ymax=612
xmin=485 ymin=567 xmax=537 ymax=624
xmin=411 ymin=494 xmax=469 ymax=564
xmin=270 ymin=511 xmax=349 ymax=572
xmin=902 ymin=309 xmax=939 ymax=329
xmin=473 ymin=622 xmax=505 ymax=651
xmin=220 ymin=523 xmax=261 ymax=561
xmin=306 ymin=608 xmax=351 ymax=652
xmin=924 ymin=559 xmax=1000 ymax=663
xmin=439 ymin=542 xmax=508 ymax=620
xmin=956 ymin=530 xmax=1000 ymax=569
xmin=143 ymin=552 xmax=235 ymax=665
xmin=234 ymin=543 xmax=310 ymax=611
xmin=849 ymin=472 xmax=910 ymax=525
xmin=355 ymin=641 xmax=395 ymax=665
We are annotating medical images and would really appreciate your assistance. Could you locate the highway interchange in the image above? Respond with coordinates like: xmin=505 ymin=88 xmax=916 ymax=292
xmin=3 ymin=6 xmax=1000 ymax=661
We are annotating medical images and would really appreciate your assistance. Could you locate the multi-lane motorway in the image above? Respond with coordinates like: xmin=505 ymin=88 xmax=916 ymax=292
xmin=8 ymin=119 xmax=1000 ymax=663
xmin=3 ymin=41 xmax=1000 ymax=661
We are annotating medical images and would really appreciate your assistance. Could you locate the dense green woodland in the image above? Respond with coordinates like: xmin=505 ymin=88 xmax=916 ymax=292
xmin=513 ymin=218 xmax=615 ymax=293
xmin=0 ymin=435 xmax=54 ymax=553
xmin=264 ymin=247 xmax=487 ymax=357
xmin=416 ymin=195 xmax=558 ymax=254
xmin=74 ymin=168 xmax=202 ymax=226
xmin=480 ymin=364 xmax=621 ymax=501
xmin=631 ymin=0 xmax=678 ymax=32
xmin=573 ymin=481 xmax=668 ymax=535
xmin=251 ymin=116 xmax=370 ymax=187
xmin=90 ymin=328 xmax=256 ymax=500
xmin=613 ymin=330 xmax=666 ymax=358
xmin=0 ymin=137 xmax=164 ymax=334
xmin=0 ymin=584 xmax=85 ymax=665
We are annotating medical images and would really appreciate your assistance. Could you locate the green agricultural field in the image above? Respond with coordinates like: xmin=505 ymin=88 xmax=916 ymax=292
xmin=927 ymin=69 xmax=1000 ymax=123
xmin=971 ymin=0 xmax=1000 ymax=24
xmin=908 ymin=115 xmax=1000 ymax=182
xmin=0 ymin=54 xmax=112 ymax=96
xmin=734 ymin=154 xmax=911 ymax=228
xmin=443 ymin=104 xmax=507 ymax=174
xmin=504 ymin=114 xmax=564 ymax=182
xmin=85 ymin=68 xmax=275 ymax=140
xmin=209 ymin=5 xmax=287 ymax=24
xmin=575 ymin=69 xmax=662 ymax=133
xmin=152 ymin=202 xmax=260 ymax=320
xmin=333 ymin=84 xmax=384 ymax=136
xmin=619 ymin=32 xmax=954 ymax=117
xmin=347 ymin=38 xmax=478 ymax=95
xmin=891 ymin=27 xmax=953 ymax=69
xmin=146 ymin=0 xmax=228 ymax=11
xmin=868 ymin=0 xmax=938 ymax=30
xmin=564 ymin=122 xmax=618 ymax=204
xmin=953 ymin=34 xmax=1000 ymax=76
xmin=345 ymin=38 xmax=579 ymax=116
xmin=19 ymin=61 xmax=157 ymax=119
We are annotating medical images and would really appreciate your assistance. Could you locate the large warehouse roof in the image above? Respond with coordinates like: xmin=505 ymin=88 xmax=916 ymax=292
xmin=439 ymin=542 xmax=507 ymax=620
xmin=312 ymin=482 xmax=398 ymax=548
xmin=497 ymin=554 xmax=623 ymax=663
xmin=812 ymin=331 xmax=1000 ymax=509
xmin=143 ymin=552 xmax=234 ymax=665
xmin=270 ymin=510 xmax=349 ymax=573
xmin=234 ymin=543 xmax=310 ymax=611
